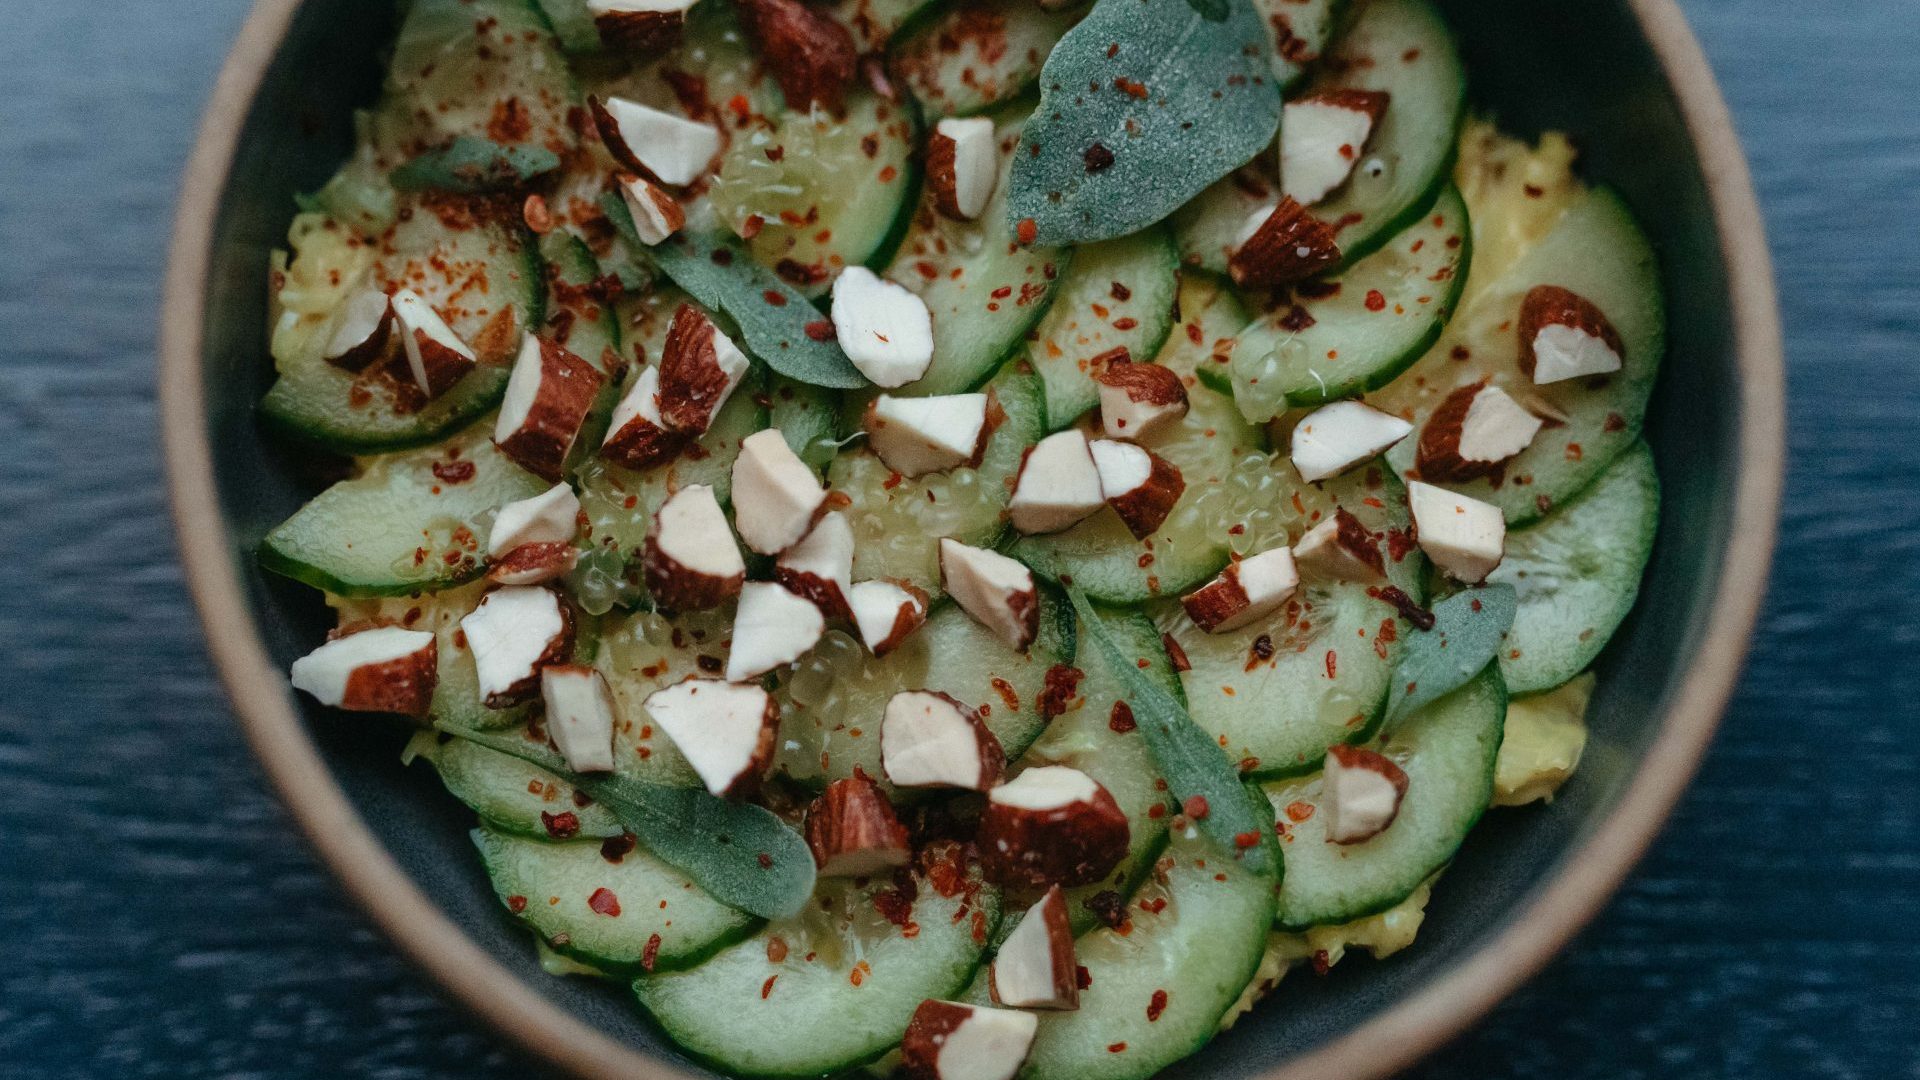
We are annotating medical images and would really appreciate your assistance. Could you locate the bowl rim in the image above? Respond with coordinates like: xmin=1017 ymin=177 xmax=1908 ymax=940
xmin=157 ymin=1 xmax=1784 ymax=1076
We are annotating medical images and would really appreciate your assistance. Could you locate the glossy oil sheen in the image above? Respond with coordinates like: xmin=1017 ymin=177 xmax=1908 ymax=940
xmin=193 ymin=0 xmax=1740 ymax=1073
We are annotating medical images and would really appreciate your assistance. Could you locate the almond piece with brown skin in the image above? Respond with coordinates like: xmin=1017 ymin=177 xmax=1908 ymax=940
xmin=805 ymin=775 xmax=913 ymax=877
xmin=642 ymin=484 xmax=746 ymax=611
xmin=494 ymin=333 xmax=606 ymax=482
xmin=1518 ymin=284 xmax=1626 ymax=384
xmin=989 ymin=885 xmax=1077 ymax=1010
xmin=587 ymin=0 xmax=694 ymax=55
xmin=1089 ymin=438 xmax=1185 ymax=539
xmin=925 ymin=116 xmax=999 ymax=222
xmin=847 ymin=579 xmax=928 ymax=657
xmin=1280 ymin=89 xmax=1390 ymax=206
xmin=881 ymin=690 xmax=1005 ymax=791
xmin=1407 ymin=481 xmax=1504 ymax=583
xmin=939 ymin=539 xmax=1039 ymax=651
xmin=1094 ymin=353 xmax=1188 ymax=442
xmin=732 ymin=428 xmax=829 ymax=556
xmin=390 ymin=288 xmax=477 ymax=399
xmin=1322 ymin=743 xmax=1409 ymax=844
xmin=725 ymin=581 xmax=826 ymax=682
xmin=775 ymin=511 xmax=855 ymax=620
xmin=322 ymin=288 xmax=396 ymax=371
xmin=460 ymin=585 xmax=574 ymax=708
xmin=1229 ymin=197 xmax=1342 ymax=289
xmin=486 ymin=541 xmax=579 ymax=586
xmin=600 ymin=365 xmax=687 ymax=469
xmin=898 ymin=1001 xmax=1037 ymax=1080
xmin=619 ymin=174 xmax=688 ymax=247
xmin=1415 ymin=381 xmax=1544 ymax=482
xmin=734 ymin=0 xmax=858 ymax=112
xmin=289 ymin=626 xmax=438 ymax=718
xmin=487 ymin=483 xmax=580 ymax=556
xmin=978 ymin=766 xmax=1130 ymax=889
xmin=1181 ymin=546 xmax=1299 ymax=633
xmin=1292 ymin=507 xmax=1386 ymax=584
xmin=643 ymin=677 xmax=779 ymax=797
xmin=863 ymin=392 xmax=994 ymax=477
xmin=540 ymin=664 xmax=619 ymax=773
xmin=589 ymin=95 xmax=722 ymax=187
xmin=657 ymin=304 xmax=752 ymax=436
xmin=1009 ymin=429 xmax=1107 ymax=535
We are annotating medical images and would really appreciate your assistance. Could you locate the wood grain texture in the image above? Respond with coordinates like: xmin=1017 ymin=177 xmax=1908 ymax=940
xmin=0 ymin=1 xmax=1914 ymax=1078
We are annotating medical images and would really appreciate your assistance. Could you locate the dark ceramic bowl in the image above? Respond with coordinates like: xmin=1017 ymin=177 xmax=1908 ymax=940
xmin=160 ymin=1 xmax=1784 ymax=1076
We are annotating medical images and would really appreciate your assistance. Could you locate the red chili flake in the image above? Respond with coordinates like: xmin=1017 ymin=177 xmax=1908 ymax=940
xmin=762 ymin=289 xmax=789 ymax=307
xmin=1246 ymin=633 xmax=1274 ymax=671
xmin=1311 ymin=950 xmax=1332 ymax=976
xmin=874 ymin=887 xmax=914 ymax=928
xmin=761 ymin=975 xmax=778 ymax=999
xmin=1524 ymin=183 xmax=1545 ymax=198
xmin=1147 ymin=989 xmax=1169 ymax=1021
xmin=882 ymin=471 xmax=905 ymax=490
xmin=1084 ymin=142 xmax=1116 ymax=172
xmin=1161 ymin=633 xmax=1191 ymax=673
xmin=1234 ymin=830 xmax=1261 ymax=849
xmin=1085 ymin=890 xmax=1127 ymax=929
xmin=1566 ymin=441 xmax=1584 ymax=461
xmin=990 ymin=285 xmax=1013 ymax=299
xmin=1037 ymin=664 xmax=1083 ymax=718
xmin=1114 ymin=76 xmax=1148 ymax=99
xmin=1185 ymin=322 xmax=1205 ymax=345
xmin=879 ymin=164 xmax=899 ymax=183
xmin=758 ymin=852 xmax=774 ymax=869
xmin=1364 ymin=289 xmax=1387 ymax=312
xmin=1109 ymin=1043 xmax=1129 ymax=1054
xmin=1325 ymin=650 xmax=1338 ymax=678
xmin=804 ymin=319 xmax=834 ymax=341
xmin=1471 ymin=597 xmax=1483 ymax=612
xmin=588 ymin=887 xmax=621 ymax=917
xmin=640 ymin=932 xmax=662 ymax=971
xmin=540 ymin=811 xmax=580 ymax=839
xmin=431 ymin=459 xmax=476 ymax=484
xmin=1183 ymin=795 xmax=1210 ymax=820
xmin=1147 ymin=803 xmax=1166 ymax=820
xmin=726 ymin=94 xmax=751 ymax=120
xmin=1604 ymin=412 xmax=1627 ymax=433
xmin=1077 ymin=965 xmax=1093 ymax=989
xmin=710 ymin=247 xmax=734 ymax=266
xmin=1109 ymin=701 xmax=1137 ymax=733
xmin=767 ymin=936 xmax=789 ymax=963
xmin=1113 ymin=317 xmax=1138 ymax=331
xmin=507 ymin=895 xmax=528 ymax=913
xmin=600 ymin=833 xmax=638 ymax=863
xmin=1016 ymin=218 xmax=1039 ymax=245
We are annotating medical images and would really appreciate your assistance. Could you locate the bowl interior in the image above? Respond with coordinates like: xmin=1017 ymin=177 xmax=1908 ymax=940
xmin=190 ymin=0 xmax=1750 ymax=1074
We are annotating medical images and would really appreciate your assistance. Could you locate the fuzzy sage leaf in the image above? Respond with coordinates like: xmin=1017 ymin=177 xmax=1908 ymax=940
xmin=1007 ymin=0 xmax=1281 ymax=245
xmin=390 ymin=136 xmax=560 ymax=193
xmin=437 ymin=723 xmax=817 ymax=919
xmin=601 ymin=191 xmax=868 ymax=389
xmin=1067 ymin=588 xmax=1273 ymax=872
xmin=1384 ymin=584 xmax=1518 ymax=729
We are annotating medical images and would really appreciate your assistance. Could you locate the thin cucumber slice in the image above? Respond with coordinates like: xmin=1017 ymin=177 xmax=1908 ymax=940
xmin=884 ymin=105 xmax=1072 ymax=396
xmin=709 ymin=87 xmax=920 ymax=298
xmin=595 ymin=607 xmax=740 ymax=789
xmin=575 ymin=291 xmax=770 ymax=566
xmin=1159 ymin=467 xmax=1424 ymax=779
xmin=1301 ymin=0 xmax=1465 ymax=270
xmin=832 ymin=368 xmax=1044 ymax=597
xmin=1228 ymin=185 xmax=1471 ymax=421
xmin=1489 ymin=441 xmax=1658 ymax=695
xmin=474 ymin=827 xmax=759 ymax=972
xmin=1171 ymin=164 xmax=1278 ymax=278
xmin=768 ymin=375 xmax=844 ymax=476
xmin=772 ymin=596 xmax=1073 ymax=794
xmin=1010 ymin=277 xmax=1268 ymax=603
xmin=1255 ymin=0 xmax=1348 ymax=89
xmin=1015 ymin=605 xmax=1177 ymax=934
xmin=633 ymin=863 xmax=1000 ymax=1078
xmin=385 ymin=0 xmax=579 ymax=159
xmin=261 ymin=207 xmax=544 ymax=453
xmin=1378 ymin=186 xmax=1664 ymax=524
xmin=1265 ymin=667 xmax=1505 ymax=929
xmin=419 ymin=730 xmax=624 ymax=838
xmin=984 ymin=816 xmax=1280 ymax=1080
xmin=891 ymin=0 xmax=1079 ymax=119
xmin=1026 ymin=227 xmax=1181 ymax=430
xmin=330 ymin=580 xmax=533 ymax=732
xmin=259 ymin=425 xmax=546 ymax=597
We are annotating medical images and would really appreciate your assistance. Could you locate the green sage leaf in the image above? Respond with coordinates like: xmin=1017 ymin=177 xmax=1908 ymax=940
xmin=1066 ymin=588 xmax=1273 ymax=872
xmin=390 ymin=136 xmax=560 ymax=192
xmin=1007 ymin=0 xmax=1281 ymax=245
xmin=1384 ymin=583 xmax=1517 ymax=729
xmin=602 ymin=192 xmax=869 ymax=389
xmin=437 ymin=723 xmax=818 ymax=920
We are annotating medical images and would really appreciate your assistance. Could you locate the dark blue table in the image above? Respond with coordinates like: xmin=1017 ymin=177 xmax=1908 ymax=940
xmin=3 ymin=1 xmax=1915 ymax=1076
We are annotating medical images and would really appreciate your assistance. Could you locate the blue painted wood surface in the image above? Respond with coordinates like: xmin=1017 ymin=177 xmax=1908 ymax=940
xmin=0 ymin=1 xmax=1915 ymax=1077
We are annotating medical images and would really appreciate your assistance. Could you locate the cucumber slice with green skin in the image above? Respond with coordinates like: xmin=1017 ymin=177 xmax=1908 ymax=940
xmin=978 ymin=813 xmax=1280 ymax=1080
xmin=385 ymin=0 xmax=580 ymax=160
xmin=1255 ymin=0 xmax=1348 ymax=89
xmin=1228 ymin=185 xmax=1471 ymax=421
xmin=1265 ymin=666 xmax=1505 ymax=929
xmin=771 ymin=595 xmax=1073 ymax=795
xmin=576 ymin=292 xmax=771 ymax=566
xmin=884 ymin=106 xmax=1072 ymax=397
xmin=595 ymin=607 xmax=740 ymax=789
xmin=1378 ymin=186 xmax=1664 ymax=525
xmin=474 ymin=827 xmax=760 ymax=973
xmin=1301 ymin=0 xmax=1465 ymax=272
xmin=419 ymin=731 xmax=625 ymax=838
xmin=1026 ymin=227 xmax=1180 ymax=430
xmin=331 ymin=580 xmax=534 ymax=731
xmin=633 ymin=862 xmax=1000 ymax=1078
xmin=531 ymin=0 xmax=603 ymax=55
xmin=709 ymin=87 xmax=921 ymax=298
xmin=1158 ymin=466 xmax=1425 ymax=779
xmin=261 ymin=207 xmax=545 ymax=453
xmin=1014 ymin=605 xmax=1178 ymax=934
xmin=832 ymin=368 xmax=1045 ymax=598
xmin=768 ymin=375 xmax=844 ymax=476
xmin=1010 ymin=277 xmax=1268 ymax=604
xmin=891 ymin=0 xmax=1080 ymax=119
xmin=1488 ymin=440 xmax=1658 ymax=695
xmin=260 ymin=426 xmax=546 ymax=597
